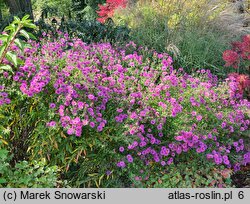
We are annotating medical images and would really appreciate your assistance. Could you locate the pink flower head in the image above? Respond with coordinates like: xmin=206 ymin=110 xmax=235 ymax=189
xmin=196 ymin=115 xmax=203 ymax=121
xmin=88 ymin=94 xmax=95 ymax=100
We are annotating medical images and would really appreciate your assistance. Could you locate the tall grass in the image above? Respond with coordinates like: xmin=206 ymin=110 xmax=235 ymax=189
xmin=114 ymin=0 xmax=249 ymax=75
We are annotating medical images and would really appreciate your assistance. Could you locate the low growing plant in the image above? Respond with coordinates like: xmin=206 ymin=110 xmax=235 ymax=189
xmin=0 ymin=141 xmax=59 ymax=187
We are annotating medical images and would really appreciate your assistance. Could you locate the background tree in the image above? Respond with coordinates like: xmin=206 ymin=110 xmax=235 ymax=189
xmin=0 ymin=7 xmax=2 ymax=22
xmin=3 ymin=0 xmax=33 ymax=19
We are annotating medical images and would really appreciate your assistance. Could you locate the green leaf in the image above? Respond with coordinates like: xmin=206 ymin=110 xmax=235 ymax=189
xmin=0 ymin=149 xmax=8 ymax=160
xmin=6 ymin=52 xmax=17 ymax=67
xmin=0 ymin=65 xmax=12 ymax=72
xmin=24 ymin=44 xmax=32 ymax=49
xmin=22 ymin=15 xmax=30 ymax=21
xmin=13 ymin=16 xmax=21 ymax=23
xmin=23 ymin=23 xmax=36 ymax=29
xmin=17 ymin=58 xmax=24 ymax=65
xmin=19 ymin=29 xmax=30 ymax=40
xmin=4 ymin=24 xmax=16 ymax=32
xmin=26 ymin=31 xmax=36 ymax=40
xmin=0 ymin=46 xmax=5 ymax=57
xmin=0 ymin=178 xmax=7 ymax=184
xmin=14 ymin=38 xmax=24 ymax=50
xmin=0 ymin=34 xmax=8 ymax=41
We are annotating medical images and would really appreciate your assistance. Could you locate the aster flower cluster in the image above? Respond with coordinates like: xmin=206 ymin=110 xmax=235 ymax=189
xmin=1 ymin=34 xmax=249 ymax=173
xmin=0 ymin=86 xmax=11 ymax=106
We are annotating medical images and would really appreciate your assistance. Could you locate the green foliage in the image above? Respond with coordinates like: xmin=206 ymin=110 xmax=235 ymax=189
xmin=72 ymin=0 xmax=105 ymax=20
xmin=36 ymin=19 xmax=130 ymax=44
xmin=0 ymin=1 xmax=11 ymax=31
xmin=28 ymin=106 xmax=132 ymax=187
xmin=113 ymin=0 xmax=238 ymax=75
xmin=0 ymin=15 xmax=36 ymax=73
xmin=64 ymin=20 xmax=130 ymax=43
xmin=32 ymin=0 xmax=72 ymax=19
xmin=0 ymin=15 xmax=37 ymax=163
xmin=130 ymin=159 xmax=234 ymax=188
xmin=32 ymin=0 xmax=104 ymax=21
xmin=0 ymin=141 xmax=59 ymax=187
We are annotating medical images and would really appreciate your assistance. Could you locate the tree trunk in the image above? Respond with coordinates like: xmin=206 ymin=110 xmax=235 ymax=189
xmin=4 ymin=0 xmax=33 ymax=19
xmin=0 ymin=7 xmax=2 ymax=22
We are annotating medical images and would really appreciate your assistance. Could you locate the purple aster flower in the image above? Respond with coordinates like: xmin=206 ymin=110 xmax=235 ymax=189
xmin=196 ymin=115 xmax=203 ymax=121
xmin=117 ymin=108 xmax=123 ymax=113
xmin=47 ymin=121 xmax=56 ymax=127
xmin=13 ymin=75 xmax=19 ymax=81
xmin=157 ymin=124 xmax=163 ymax=130
xmin=126 ymin=154 xmax=133 ymax=163
xmin=150 ymin=120 xmax=156 ymax=125
xmin=78 ymin=101 xmax=84 ymax=109
xmin=97 ymin=126 xmax=103 ymax=132
xmin=158 ymin=132 xmax=163 ymax=137
xmin=221 ymin=121 xmax=227 ymax=129
xmin=49 ymin=103 xmax=56 ymax=109
xmin=233 ymin=164 xmax=240 ymax=172
xmin=233 ymin=142 xmax=238 ymax=147
xmin=191 ymin=111 xmax=197 ymax=116
xmin=119 ymin=146 xmax=125 ymax=152
xmin=161 ymin=161 xmax=166 ymax=166
xmin=89 ymin=122 xmax=95 ymax=128
xmin=67 ymin=128 xmax=74 ymax=135
xmin=134 ymin=176 xmax=140 ymax=181
xmin=88 ymin=94 xmax=95 ymax=100
xmin=167 ymin=158 xmax=173 ymax=165
xmin=117 ymin=161 xmax=126 ymax=168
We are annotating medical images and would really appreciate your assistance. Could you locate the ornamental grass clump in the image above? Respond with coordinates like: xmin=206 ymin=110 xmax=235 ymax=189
xmin=1 ymin=28 xmax=249 ymax=185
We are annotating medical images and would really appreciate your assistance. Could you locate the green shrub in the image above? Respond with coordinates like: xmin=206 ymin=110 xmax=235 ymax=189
xmin=130 ymin=159 xmax=234 ymax=188
xmin=0 ymin=141 xmax=59 ymax=188
xmin=35 ymin=19 xmax=130 ymax=44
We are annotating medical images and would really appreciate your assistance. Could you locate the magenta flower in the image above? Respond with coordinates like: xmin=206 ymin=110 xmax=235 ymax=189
xmin=67 ymin=128 xmax=74 ymax=135
xmin=196 ymin=115 xmax=203 ymax=121
xmin=157 ymin=124 xmax=163 ymax=130
xmin=117 ymin=161 xmax=126 ymax=168
xmin=47 ymin=121 xmax=56 ymax=127
xmin=89 ymin=122 xmax=95 ymax=128
xmin=88 ymin=94 xmax=95 ymax=100
xmin=49 ymin=103 xmax=56 ymax=109
xmin=126 ymin=154 xmax=133 ymax=163
xmin=117 ymin=108 xmax=123 ymax=113
xmin=150 ymin=120 xmax=156 ymax=125
xmin=119 ymin=146 xmax=125 ymax=152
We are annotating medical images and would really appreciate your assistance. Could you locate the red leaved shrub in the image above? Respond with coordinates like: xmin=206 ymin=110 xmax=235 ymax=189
xmin=223 ymin=35 xmax=250 ymax=98
xmin=97 ymin=0 xmax=127 ymax=23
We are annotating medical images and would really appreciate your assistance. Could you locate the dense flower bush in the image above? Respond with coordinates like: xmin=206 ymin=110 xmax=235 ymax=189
xmin=1 ymin=33 xmax=249 ymax=178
